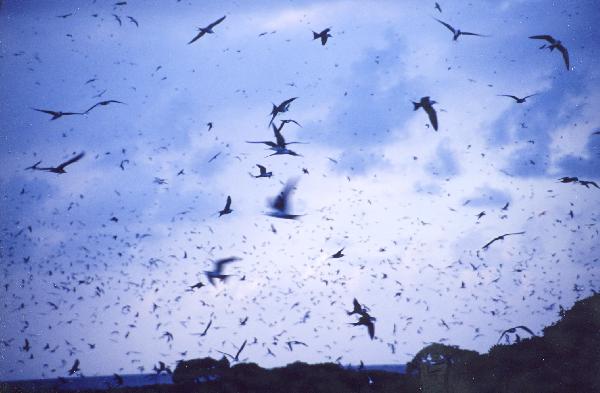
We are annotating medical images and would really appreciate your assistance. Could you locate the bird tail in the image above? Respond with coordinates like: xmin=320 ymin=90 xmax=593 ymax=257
xmin=412 ymin=102 xmax=421 ymax=111
xmin=312 ymin=31 xmax=320 ymax=40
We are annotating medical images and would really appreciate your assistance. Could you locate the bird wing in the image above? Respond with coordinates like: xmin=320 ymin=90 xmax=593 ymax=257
xmin=33 ymin=108 xmax=59 ymax=116
xmin=481 ymin=236 xmax=501 ymax=250
xmin=353 ymin=298 xmax=361 ymax=312
xmin=529 ymin=35 xmax=555 ymax=43
xmin=224 ymin=195 xmax=232 ymax=210
xmin=460 ymin=31 xmax=486 ymax=37
xmin=523 ymin=93 xmax=538 ymax=100
xmin=188 ymin=30 xmax=206 ymax=44
xmin=504 ymin=231 xmax=526 ymax=237
xmin=273 ymin=124 xmax=286 ymax=147
xmin=214 ymin=256 xmax=240 ymax=274
xmin=272 ymin=179 xmax=298 ymax=212
xmin=424 ymin=105 xmax=438 ymax=131
xmin=367 ymin=321 xmax=375 ymax=339
xmin=235 ymin=340 xmax=247 ymax=359
xmin=498 ymin=95 xmax=519 ymax=101
xmin=57 ymin=152 xmax=85 ymax=170
xmin=256 ymin=164 xmax=266 ymax=174
xmin=127 ymin=16 xmax=138 ymax=27
xmin=207 ymin=15 xmax=226 ymax=29
xmin=516 ymin=325 xmax=535 ymax=336
xmin=113 ymin=14 xmax=122 ymax=25
xmin=280 ymin=97 xmax=298 ymax=108
xmin=434 ymin=18 xmax=455 ymax=34
xmin=557 ymin=44 xmax=569 ymax=70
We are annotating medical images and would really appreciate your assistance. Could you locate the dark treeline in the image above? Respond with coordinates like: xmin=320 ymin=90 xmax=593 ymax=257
xmin=3 ymin=293 xmax=599 ymax=393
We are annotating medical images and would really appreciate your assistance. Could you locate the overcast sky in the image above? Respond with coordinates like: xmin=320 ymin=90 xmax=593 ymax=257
xmin=1 ymin=0 xmax=599 ymax=381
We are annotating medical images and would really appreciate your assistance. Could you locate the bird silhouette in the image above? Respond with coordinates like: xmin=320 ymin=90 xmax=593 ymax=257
xmin=482 ymin=232 xmax=526 ymax=250
xmin=188 ymin=16 xmax=226 ymax=44
xmin=67 ymin=359 xmax=80 ymax=375
xmin=347 ymin=298 xmax=369 ymax=316
xmin=112 ymin=14 xmax=122 ymax=26
xmin=268 ymin=97 xmax=298 ymax=126
xmin=266 ymin=178 xmax=302 ymax=219
xmin=497 ymin=325 xmax=536 ymax=344
xmin=25 ymin=152 xmax=85 ymax=174
xmin=205 ymin=257 xmax=241 ymax=286
xmin=498 ymin=94 xmax=537 ymax=103
xmin=219 ymin=196 xmax=233 ymax=216
xmin=434 ymin=2 xmax=442 ymax=12
xmin=32 ymin=108 xmax=84 ymax=120
xmin=312 ymin=28 xmax=332 ymax=45
xmin=413 ymin=96 xmax=438 ymax=130
xmin=217 ymin=339 xmax=247 ymax=362
xmin=434 ymin=18 xmax=487 ymax=40
xmin=350 ymin=313 xmax=376 ymax=340
xmin=529 ymin=35 xmax=570 ymax=70
xmin=252 ymin=164 xmax=272 ymax=178
xmin=331 ymin=248 xmax=345 ymax=259
xmin=127 ymin=16 xmax=138 ymax=27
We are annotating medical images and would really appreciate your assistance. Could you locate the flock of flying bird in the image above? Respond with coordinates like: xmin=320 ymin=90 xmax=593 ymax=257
xmin=3 ymin=0 xmax=598 ymax=385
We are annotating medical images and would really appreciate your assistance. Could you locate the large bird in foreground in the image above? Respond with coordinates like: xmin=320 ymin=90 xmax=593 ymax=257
xmin=188 ymin=16 xmax=226 ymax=44
xmin=205 ymin=257 xmax=241 ymax=286
xmin=266 ymin=178 xmax=302 ymax=219
xmin=312 ymin=28 xmax=332 ymax=45
xmin=529 ymin=35 xmax=570 ymax=70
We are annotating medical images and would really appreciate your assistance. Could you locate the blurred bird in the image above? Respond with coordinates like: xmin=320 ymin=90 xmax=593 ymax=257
xmin=205 ymin=257 xmax=241 ymax=286
xmin=266 ymin=178 xmax=302 ymax=219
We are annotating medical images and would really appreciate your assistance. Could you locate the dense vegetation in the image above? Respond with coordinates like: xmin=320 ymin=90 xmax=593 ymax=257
xmin=2 ymin=293 xmax=598 ymax=393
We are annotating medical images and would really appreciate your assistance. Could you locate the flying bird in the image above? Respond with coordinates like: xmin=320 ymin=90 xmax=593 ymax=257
xmin=218 ymin=195 xmax=233 ymax=216
xmin=217 ymin=339 xmax=247 ymax=362
xmin=266 ymin=178 xmax=302 ymax=219
xmin=205 ymin=257 xmax=241 ymax=286
xmin=112 ymin=14 xmax=122 ymax=26
xmin=497 ymin=325 xmax=536 ymax=344
xmin=188 ymin=16 xmax=226 ymax=44
xmin=482 ymin=232 xmax=526 ymax=250
xmin=127 ymin=16 xmax=138 ymax=27
xmin=350 ymin=313 xmax=376 ymax=340
xmin=32 ymin=108 xmax=84 ymax=120
xmin=434 ymin=18 xmax=487 ymax=40
xmin=434 ymin=2 xmax=442 ymax=12
xmin=412 ymin=96 xmax=438 ymax=130
xmin=558 ymin=177 xmax=599 ymax=189
xmin=347 ymin=298 xmax=369 ymax=316
xmin=25 ymin=152 xmax=85 ymax=174
xmin=252 ymin=164 xmax=272 ymax=178
xmin=268 ymin=97 xmax=298 ymax=126
xmin=330 ymin=248 xmax=345 ymax=259
xmin=497 ymin=94 xmax=537 ymax=103
xmin=312 ymin=28 xmax=332 ymax=45
xmin=68 ymin=359 xmax=80 ymax=375
xmin=529 ymin=35 xmax=570 ymax=70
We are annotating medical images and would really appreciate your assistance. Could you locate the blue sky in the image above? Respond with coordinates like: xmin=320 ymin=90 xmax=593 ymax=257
xmin=1 ymin=0 xmax=599 ymax=380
